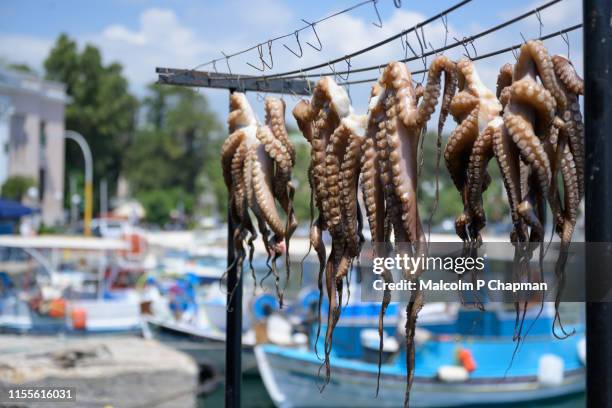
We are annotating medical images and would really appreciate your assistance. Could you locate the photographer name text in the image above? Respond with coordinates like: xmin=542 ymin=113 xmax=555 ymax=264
xmin=372 ymin=279 xmax=547 ymax=292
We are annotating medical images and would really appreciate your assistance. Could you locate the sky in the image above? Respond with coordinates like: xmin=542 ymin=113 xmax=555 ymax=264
xmin=0 ymin=0 xmax=583 ymax=125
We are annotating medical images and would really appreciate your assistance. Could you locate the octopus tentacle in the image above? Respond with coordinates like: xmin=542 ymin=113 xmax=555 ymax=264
xmin=264 ymin=97 xmax=295 ymax=163
xmin=552 ymin=55 xmax=584 ymax=200
xmin=503 ymin=111 xmax=551 ymax=198
xmin=251 ymin=142 xmax=286 ymax=238
xmin=445 ymin=106 xmax=480 ymax=192
xmin=552 ymin=55 xmax=584 ymax=96
xmin=496 ymin=63 xmax=514 ymax=98
xmin=341 ymin=132 xmax=366 ymax=257
xmin=361 ymin=137 xmax=386 ymax=243
xmin=229 ymin=93 xmax=258 ymax=133
xmin=559 ymin=144 xmax=579 ymax=243
xmin=514 ymin=40 xmax=567 ymax=112
xmin=509 ymin=79 xmax=556 ymax=128
xmin=222 ymin=130 xmax=246 ymax=189
xmin=466 ymin=120 xmax=498 ymax=237
xmin=399 ymin=55 xmax=457 ymax=134
xmin=325 ymin=122 xmax=353 ymax=234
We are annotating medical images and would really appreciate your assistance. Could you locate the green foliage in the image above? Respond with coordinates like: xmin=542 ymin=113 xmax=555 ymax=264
xmin=124 ymin=84 xmax=222 ymax=225
xmin=0 ymin=175 xmax=36 ymax=201
xmin=290 ymin=139 xmax=313 ymax=224
xmin=44 ymin=34 xmax=138 ymax=211
xmin=8 ymin=63 xmax=35 ymax=74
xmin=135 ymin=188 xmax=195 ymax=226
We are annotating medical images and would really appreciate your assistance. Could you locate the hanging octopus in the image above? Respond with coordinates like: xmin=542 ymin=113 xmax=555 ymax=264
xmin=293 ymin=76 xmax=368 ymax=384
xmin=496 ymin=41 xmax=566 ymax=245
xmin=221 ymin=93 xmax=297 ymax=305
xmin=549 ymin=54 xmax=584 ymax=338
xmin=445 ymin=58 xmax=503 ymax=245
xmin=550 ymin=54 xmax=583 ymax=244
xmin=361 ymin=56 xmax=456 ymax=406
xmin=491 ymin=41 xmax=586 ymax=342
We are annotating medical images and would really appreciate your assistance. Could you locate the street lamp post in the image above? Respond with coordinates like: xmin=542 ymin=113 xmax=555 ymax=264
xmin=65 ymin=130 xmax=93 ymax=236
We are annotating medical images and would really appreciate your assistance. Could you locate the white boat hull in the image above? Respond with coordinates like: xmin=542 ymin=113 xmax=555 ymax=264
xmin=144 ymin=317 xmax=257 ymax=374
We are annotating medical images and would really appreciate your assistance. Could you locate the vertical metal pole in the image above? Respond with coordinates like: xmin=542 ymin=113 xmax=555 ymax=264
xmin=584 ymin=1 xmax=612 ymax=407
xmin=65 ymin=130 xmax=93 ymax=236
xmin=225 ymin=88 xmax=242 ymax=408
xmin=100 ymin=178 xmax=108 ymax=217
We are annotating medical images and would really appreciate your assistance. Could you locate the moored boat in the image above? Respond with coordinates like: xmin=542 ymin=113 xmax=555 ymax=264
xmin=0 ymin=235 xmax=145 ymax=335
xmin=256 ymin=305 xmax=585 ymax=407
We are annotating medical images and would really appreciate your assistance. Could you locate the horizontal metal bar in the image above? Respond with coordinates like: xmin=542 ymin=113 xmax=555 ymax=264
xmin=156 ymin=67 xmax=313 ymax=95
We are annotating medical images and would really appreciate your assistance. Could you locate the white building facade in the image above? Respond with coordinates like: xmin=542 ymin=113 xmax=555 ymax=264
xmin=0 ymin=67 xmax=68 ymax=226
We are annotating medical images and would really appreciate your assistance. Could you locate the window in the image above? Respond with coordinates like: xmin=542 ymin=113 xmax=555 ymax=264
xmin=9 ymin=115 xmax=26 ymax=146
xmin=38 ymin=168 xmax=45 ymax=201
xmin=39 ymin=121 xmax=46 ymax=148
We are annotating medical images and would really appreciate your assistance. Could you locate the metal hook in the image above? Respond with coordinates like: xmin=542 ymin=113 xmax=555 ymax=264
xmin=283 ymin=31 xmax=303 ymax=58
xmin=400 ymin=31 xmax=409 ymax=60
xmin=511 ymin=47 xmax=519 ymax=62
xmin=299 ymin=68 xmax=312 ymax=95
xmin=301 ymin=19 xmax=323 ymax=52
xmin=534 ymin=9 xmax=544 ymax=38
xmin=372 ymin=0 xmax=383 ymax=28
xmin=420 ymin=25 xmax=428 ymax=49
xmin=440 ymin=14 xmax=449 ymax=48
xmin=413 ymin=27 xmax=428 ymax=84
xmin=394 ymin=0 xmax=402 ymax=7
xmin=560 ymin=32 xmax=570 ymax=59
xmin=346 ymin=83 xmax=352 ymax=104
xmin=404 ymin=28 xmax=419 ymax=58
xmin=221 ymin=51 xmax=232 ymax=75
xmin=289 ymin=89 xmax=300 ymax=101
xmin=519 ymin=32 xmax=527 ymax=44
xmin=236 ymin=74 xmax=244 ymax=92
xmin=454 ymin=37 xmax=477 ymax=59
xmin=328 ymin=57 xmax=351 ymax=81
xmin=247 ymin=40 xmax=274 ymax=72
xmin=405 ymin=39 xmax=426 ymax=83
xmin=467 ymin=38 xmax=477 ymax=58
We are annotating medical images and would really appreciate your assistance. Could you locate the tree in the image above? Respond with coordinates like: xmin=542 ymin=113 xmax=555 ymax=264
xmin=124 ymin=84 xmax=222 ymax=225
xmin=0 ymin=176 xmax=36 ymax=201
xmin=7 ymin=63 xmax=35 ymax=74
xmin=44 ymin=34 xmax=138 ymax=213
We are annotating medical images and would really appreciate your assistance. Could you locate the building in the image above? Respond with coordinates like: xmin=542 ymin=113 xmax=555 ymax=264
xmin=0 ymin=66 xmax=68 ymax=226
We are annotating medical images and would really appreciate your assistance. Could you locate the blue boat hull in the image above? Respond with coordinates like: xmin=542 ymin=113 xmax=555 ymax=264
xmin=256 ymin=331 xmax=585 ymax=408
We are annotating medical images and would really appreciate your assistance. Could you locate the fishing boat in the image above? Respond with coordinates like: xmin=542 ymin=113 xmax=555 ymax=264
xmin=0 ymin=235 xmax=144 ymax=334
xmin=142 ymin=314 xmax=259 ymax=374
xmin=140 ymin=281 xmax=265 ymax=374
xmin=255 ymin=304 xmax=585 ymax=407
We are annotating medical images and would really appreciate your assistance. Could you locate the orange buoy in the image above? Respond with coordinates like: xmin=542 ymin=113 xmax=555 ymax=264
xmin=48 ymin=298 xmax=66 ymax=318
xmin=71 ymin=308 xmax=87 ymax=330
xmin=120 ymin=232 xmax=146 ymax=260
xmin=458 ymin=348 xmax=477 ymax=372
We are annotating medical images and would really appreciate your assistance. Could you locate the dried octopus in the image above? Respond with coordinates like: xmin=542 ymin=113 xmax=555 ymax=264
xmin=361 ymin=56 xmax=456 ymax=405
xmin=492 ymin=41 xmax=583 ymax=339
xmin=221 ymin=93 xmax=297 ymax=305
xmin=293 ymin=77 xmax=367 ymax=384
xmin=445 ymin=58 xmax=503 ymax=247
